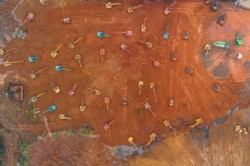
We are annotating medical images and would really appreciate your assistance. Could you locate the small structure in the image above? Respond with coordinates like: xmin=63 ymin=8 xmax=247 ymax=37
xmin=6 ymin=84 xmax=24 ymax=102
xmin=12 ymin=27 xmax=28 ymax=39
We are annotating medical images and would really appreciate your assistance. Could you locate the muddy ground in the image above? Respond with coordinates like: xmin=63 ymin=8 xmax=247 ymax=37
xmin=0 ymin=0 xmax=250 ymax=165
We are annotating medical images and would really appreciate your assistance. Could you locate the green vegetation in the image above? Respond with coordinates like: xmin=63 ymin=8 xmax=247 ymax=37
xmin=52 ymin=131 xmax=58 ymax=138
xmin=0 ymin=133 xmax=4 ymax=154
xmin=82 ymin=124 xmax=92 ymax=136
xmin=0 ymin=132 xmax=4 ymax=165
xmin=17 ymin=142 xmax=29 ymax=166
xmin=21 ymin=104 xmax=40 ymax=124
xmin=67 ymin=129 xmax=74 ymax=136
xmin=135 ymin=109 xmax=143 ymax=117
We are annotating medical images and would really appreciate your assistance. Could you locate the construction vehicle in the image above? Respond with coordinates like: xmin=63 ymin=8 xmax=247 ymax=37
xmin=59 ymin=114 xmax=71 ymax=120
xmin=39 ymin=104 xmax=57 ymax=116
xmin=127 ymin=4 xmax=144 ymax=13
xmin=3 ymin=60 xmax=24 ymax=67
xmin=163 ymin=120 xmax=176 ymax=131
xmin=105 ymin=2 xmax=121 ymax=9
xmin=185 ymin=66 xmax=194 ymax=75
xmin=104 ymin=96 xmax=110 ymax=111
xmin=171 ymin=53 xmax=177 ymax=61
xmin=80 ymin=100 xmax=87 ymax=112
xmin=145 ymin=133 xmax=157 ymax=147
xmin=40 ymin=0 xmax=48 ymax=5
xmin=213 ymin=41 xmax=230 ymax=49
xmin=204 ymin=44 xmax=210 ymax=56
xmin=121 ymin=97 xmax=128 ymax=106
xmin=62 ymin=3 xmax=71 ymax=24
xmin=227 ymin=51 xmax=243 ymax=60
xmin=50 ymin=81 xmax=60 ymax=93
xmin=128 ymin=137 xmax=138 ymax=148
xmin=100 ymin=48 xmax=106 ymax=62
xmin=168 ymin=98 xmax=174 ymax=107
xmin=97 ymin=31 xmax=110 ymax=38
xmin=148 ymin=56 xmax=161 ymax=68
xmin=183 ymin=31 xmax=189 ymax=40
xmin=189 ymin=118 xmax=203 ymax=128
xmin=212 ymin=83 xmax=220 ymax=92
xmin=113 ymin=31 xmax=132 ymax=37
xmin=86 ymin=87 xmax=101 ymax=96
xmin=141 ymin=16 xmax=147 ymax=32
xmin=236 ymin=32 xmax=243 ymax=46
xmin=164 ymin=0 xmax=176 ymax=15
xmin=144 ymin=102 xmax=156 ymax=116
xmin=138 ymin=81 xmax=144 ymax=96
xmin=0 ymin=49 xmax=4 ymax=56
xmin=30 ymin=92 xmax=47 ymax=103
xmin=139 ymin=40 xmax=153 ymax=48
xmin=75 ymin=54 xmax=83 ymax=68
xmin=30 ymin=66 xmax=48 ymax=79
xmin=120 ymin=44 xmax=132 ymax=55
xmin=149 ymin=83 xmax=157 ymax=102
xmin=51 ymin=43 xmax=64 ymax=57
xmin=103 ymin=120 xmax=115 ymax=130
xmin=163 ymin=22 xmax=170 ymax=39
xmin=218 ymin=14 xmax=226 ymax=26
xmin=68 ymin=81 xmax=80 ymax=95
xmin=22 ymin=13 xmax=35 ymax=26
xmin=55 ymin=65 xmax=72 ymax=71
xmin=235 ymin=125 xmax=248 ymax=135
xmin=28 ymin=56 xmax=40 ymax=63
xmin=69 ymin=37 xmax=85 ymax=49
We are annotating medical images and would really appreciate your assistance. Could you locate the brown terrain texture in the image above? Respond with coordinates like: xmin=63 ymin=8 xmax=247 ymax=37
xmin=0 ymin=0 xmax=250 ymax=165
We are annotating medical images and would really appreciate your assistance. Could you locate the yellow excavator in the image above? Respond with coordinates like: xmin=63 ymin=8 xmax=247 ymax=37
xmin=69 ymin=37 xmax=85 ymax=49
xmin=51 ymin=43 xmax=64 ymax=57
xmin=40 ymin=0 xmax=48 ymax=5
xmin=105 ymin=2 xmax=122 ymax=9
xmin=189 ymin=118 xmax=203 ymax=128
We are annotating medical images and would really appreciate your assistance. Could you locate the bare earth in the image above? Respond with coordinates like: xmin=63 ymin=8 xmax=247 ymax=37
xmin=0 ymin=0 xmax=250 ymax=165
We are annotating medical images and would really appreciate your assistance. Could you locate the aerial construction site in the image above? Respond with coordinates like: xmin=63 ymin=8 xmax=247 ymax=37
xmin=0 ymin=0 xmax=250 ymax=165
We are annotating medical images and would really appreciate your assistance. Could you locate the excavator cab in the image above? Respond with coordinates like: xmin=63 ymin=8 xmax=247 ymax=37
xmin=63 ymin=17 xmax=71 ymax=24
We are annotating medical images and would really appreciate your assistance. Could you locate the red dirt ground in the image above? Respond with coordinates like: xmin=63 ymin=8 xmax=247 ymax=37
xmin=1 ymin=0 xmax=249 ymax=148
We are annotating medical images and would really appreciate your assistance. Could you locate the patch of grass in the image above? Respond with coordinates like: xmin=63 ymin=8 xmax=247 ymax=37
xmin=21 ymin=104 xmax=40 ymax=124
xmin=67 ymin=129 xmax=74 ymax=136
xmin=82 ymin=124 xmax=92 ymax=136
xmin=135 ymin=109 xmax=143 ymax=116
xmin=52 ymin=132 xmax=58 ymax=138
xmin=17 ymin=142 xmax=29 ymax=166
xmin=0 ymin=133 xmax=4 ymax=154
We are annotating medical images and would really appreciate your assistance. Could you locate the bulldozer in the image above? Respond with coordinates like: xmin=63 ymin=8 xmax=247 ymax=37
xmin=189 ymin=118 xmax=203 ymax=128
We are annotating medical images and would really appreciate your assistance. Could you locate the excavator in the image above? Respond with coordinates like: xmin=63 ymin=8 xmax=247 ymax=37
xmin=105 ymin=2 xmax=121 ymax=9
xmin=62 ymin=2 xmax=71 ymax=24
xmin=189 ymin=118 xmax=203 ymax=128
xmin=69 ymin=37 xmax=85 ymax=49
xmin=40 ymin=0 xmax=48 ymax=5
xmin=51 ymin=43 xmax=64 ymax=57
